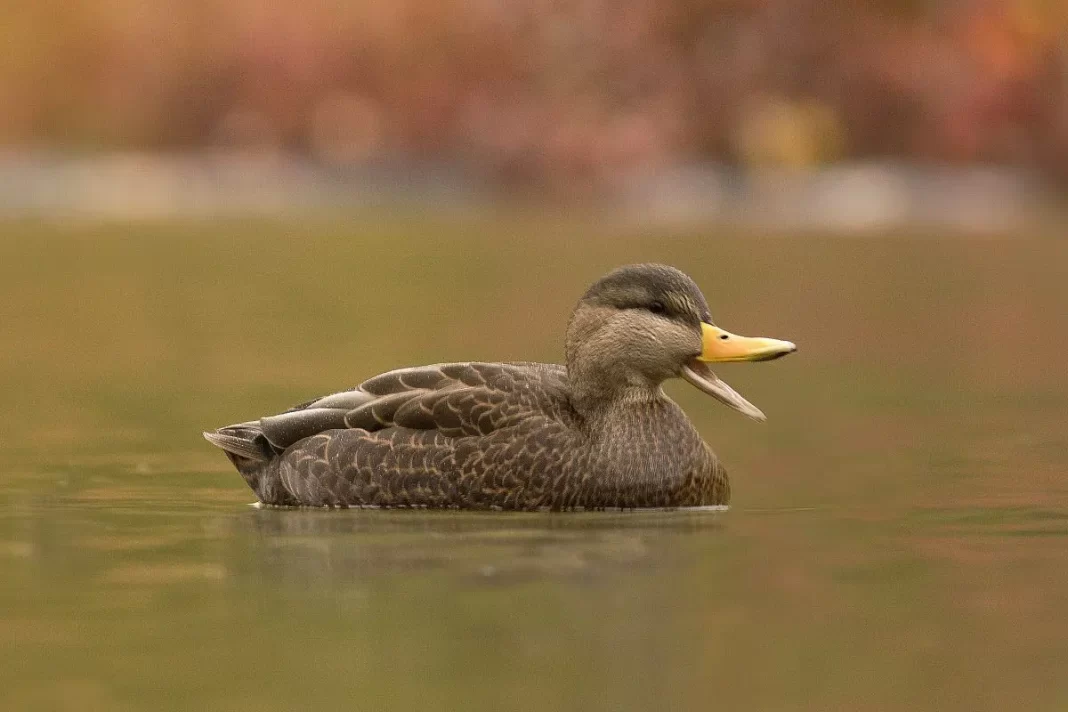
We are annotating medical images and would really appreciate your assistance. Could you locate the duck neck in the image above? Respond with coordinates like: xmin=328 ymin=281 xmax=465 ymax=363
xmin=567 ymin=367 xmax=667 ymax=421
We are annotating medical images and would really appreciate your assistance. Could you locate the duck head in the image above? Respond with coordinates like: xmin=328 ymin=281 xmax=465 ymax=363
xmin=565 ymin=263 xmax=796 ymax=420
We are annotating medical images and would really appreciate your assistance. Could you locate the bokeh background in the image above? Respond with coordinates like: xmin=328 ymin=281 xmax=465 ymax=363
xmin=1 ymin=0 xmax=1066 ymax=224
xmin=3 ymin=3 xmax=1068 ymax=712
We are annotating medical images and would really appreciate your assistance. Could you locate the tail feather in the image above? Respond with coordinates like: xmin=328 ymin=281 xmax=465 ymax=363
xmin=204 ymin=422 xmax=299 ymax=506
xmin=202 ymin=423 xmax=274 ymax=462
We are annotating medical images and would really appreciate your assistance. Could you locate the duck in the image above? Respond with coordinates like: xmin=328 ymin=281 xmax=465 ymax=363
xmin=204 ymin=263 xmax=796 ymax=510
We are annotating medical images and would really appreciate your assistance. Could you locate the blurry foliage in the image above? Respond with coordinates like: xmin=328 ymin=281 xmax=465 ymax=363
xmin=0 ymin=0 xmax=1066 ymax=186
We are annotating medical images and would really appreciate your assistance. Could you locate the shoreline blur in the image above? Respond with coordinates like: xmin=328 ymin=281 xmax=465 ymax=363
xmin=0 ymin=150 xmax=1055 ymax=233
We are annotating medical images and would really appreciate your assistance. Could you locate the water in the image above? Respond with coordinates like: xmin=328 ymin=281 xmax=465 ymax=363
xmin=2 ymin=216 xmax=1066 ymax=711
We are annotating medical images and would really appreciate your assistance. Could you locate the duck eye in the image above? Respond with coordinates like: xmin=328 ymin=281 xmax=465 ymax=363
xmin=649 ymin=301 xmax=666 ymax=315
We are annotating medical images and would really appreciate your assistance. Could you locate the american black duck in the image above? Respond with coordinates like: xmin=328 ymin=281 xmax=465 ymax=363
xmin=204 ymin=264 xmax=796 ymax=510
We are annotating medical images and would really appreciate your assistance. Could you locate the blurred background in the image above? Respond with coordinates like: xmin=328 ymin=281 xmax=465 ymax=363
xmin=1 ymin=0 xmax=1066 ymax=226
xmin=3 ymin=3 xmax=1068 ymax=712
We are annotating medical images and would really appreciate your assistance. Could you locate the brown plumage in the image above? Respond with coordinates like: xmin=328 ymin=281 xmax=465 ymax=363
xmin=204 ymin=264 xmax=796 ymax=510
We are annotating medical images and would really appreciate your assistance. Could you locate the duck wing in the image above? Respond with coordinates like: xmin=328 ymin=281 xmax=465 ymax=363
xmin=206 ymin=362 xmax=574 ymax=462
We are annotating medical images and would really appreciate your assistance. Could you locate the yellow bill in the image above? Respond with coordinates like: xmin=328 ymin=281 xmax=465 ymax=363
xmin=680 ymin=323 xmax=796 ymax=421
xmin=698 ymin=323 xmax=797 ymax=363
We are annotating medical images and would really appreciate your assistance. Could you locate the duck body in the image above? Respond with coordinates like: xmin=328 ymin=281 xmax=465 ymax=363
xmin=205 ymin=264 xmax=793 ymax=510
xmin=211 ymin=361 xmax=726 ymax=510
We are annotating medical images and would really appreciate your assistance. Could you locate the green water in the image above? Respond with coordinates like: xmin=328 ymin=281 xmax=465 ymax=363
xmin=2 ymin=216 xmax=1067 ymax=711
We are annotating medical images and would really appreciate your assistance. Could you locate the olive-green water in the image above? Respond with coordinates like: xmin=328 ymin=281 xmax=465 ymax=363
xmin=2 ymin=216 xmax=1066 ymax=711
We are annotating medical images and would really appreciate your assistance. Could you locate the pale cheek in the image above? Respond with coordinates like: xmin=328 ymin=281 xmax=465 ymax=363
xmin=595 ymin=316 xmax=698 ymax=371
xmin=659 ymin=326 xmax=701 ymax=359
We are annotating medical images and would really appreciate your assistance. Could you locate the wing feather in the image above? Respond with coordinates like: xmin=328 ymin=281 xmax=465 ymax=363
xmin=233 ymin=362 xmax=572 ymax=455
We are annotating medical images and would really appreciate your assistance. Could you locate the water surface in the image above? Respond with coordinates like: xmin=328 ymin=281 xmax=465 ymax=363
xmin=2 ymin=218 xmax=1066 ymax=710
